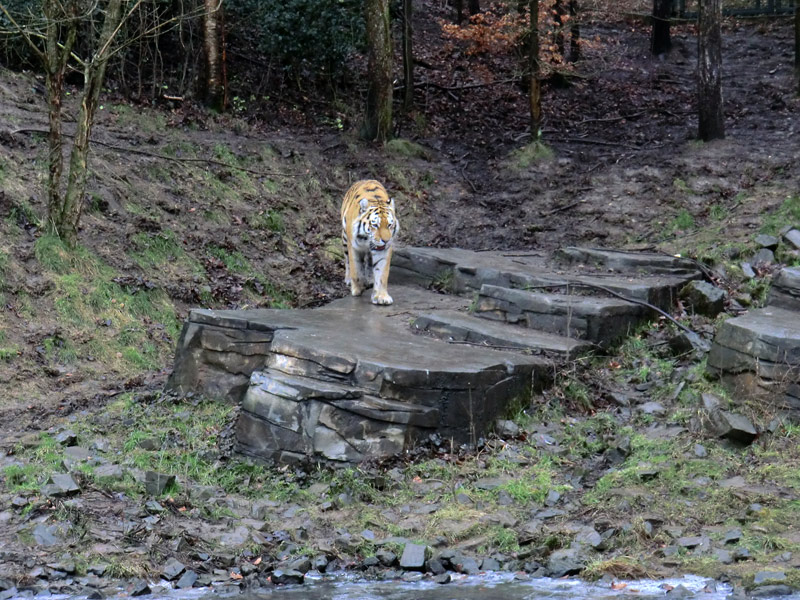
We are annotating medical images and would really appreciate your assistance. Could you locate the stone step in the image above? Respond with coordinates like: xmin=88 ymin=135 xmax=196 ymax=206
xmin=474 ymin=284 xmax=649 ymax=346
xmin=708 ymin=306 xmax=800 ymax=419
xmin=412 ymin=310 xmax=591 ymax=357
xmin=707 ymin=306 xmax=800 ymax=380
xmin=391 ymin=246 xmax=700 ymax=309
xmin=236 ymin=369 xmax=440 ymax=464
xmin=556 ymin=246 xmax=699 ymax=275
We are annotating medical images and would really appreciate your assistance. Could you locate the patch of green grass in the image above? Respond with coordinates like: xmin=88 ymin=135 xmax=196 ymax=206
xmin=709 ymin=203 xmax=726 ymax=220
xmin=384 ymin=138 xmax=430 ymax=160
xmin=207 ymin=245 xmax=251 ymax=274
xmin=34 ymin=234 xmax=95 ymax=275
xmin=510 ymin=141 xmax=554 ymax=168
xmin=130 ymin=230 xmax=190 ymax=270
xmin=43 ymin=335 xmax=78 ymax=363
xmin=673 ymin=178 xmax=692 ymax=194
xmin=250 ymin=209 xmax=285 ymax=233
xmin=761 ymin=195 xmax=800 ymax=235
xmin=487 ymin=525 xmax=519 ymax=553
xmin=671 ymin=209 xmax=695 ymax=231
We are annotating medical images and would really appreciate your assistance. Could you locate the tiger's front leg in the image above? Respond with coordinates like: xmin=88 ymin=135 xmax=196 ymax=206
xmin=370 ymin=246 xmax=393 ymax=305
xmin=347 ymin=247 xmax=365 ymax=296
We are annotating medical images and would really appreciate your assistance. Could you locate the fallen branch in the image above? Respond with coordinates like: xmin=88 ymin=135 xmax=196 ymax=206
xmin=10 ymin=128 xmax=297 ymax=178
xmin=541 ymin=201 xmax=581 ymax=217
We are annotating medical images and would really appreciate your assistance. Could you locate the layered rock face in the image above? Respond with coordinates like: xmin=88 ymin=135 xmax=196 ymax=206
xmin=167 ymin=246 xmax=699 ymax=464
xmin=708 ymin=267 xmax=800 ymax=417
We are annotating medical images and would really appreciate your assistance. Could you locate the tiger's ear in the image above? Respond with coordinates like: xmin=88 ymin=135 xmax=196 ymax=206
xmin=359 ymin=198 xmax=369 ymax=213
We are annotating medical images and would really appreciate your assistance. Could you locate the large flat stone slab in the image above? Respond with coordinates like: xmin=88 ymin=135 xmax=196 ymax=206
xmin=412 ymin=310 xmax=592 ymax=357
xmin=391 ymin=247 xmax=700 ymax=308
xmin=474 ymin=284 xmax=649 ymax=346
xmin=707 ymin=307 xmax=800 ymax=380
xmin=556 ymin=247 xmax=698 ymax=275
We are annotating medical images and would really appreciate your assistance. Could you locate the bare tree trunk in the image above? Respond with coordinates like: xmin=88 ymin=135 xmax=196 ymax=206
xmin=651 ymin=0 xmax=672 ymax=55
xmin=43 ymin=0 xmax=77 ymax=231
xmin=697 ymin=0 xmax=724 ymax=141
xmin=528 ymin=0 xmax=541 ymax=137
xmin=402 ymin=0 xmax=413 ymax=112
xmin=795 ymin=2 xmax=800 ymax=95
xmin=362 ymin=0 xmax=393 ymax=142
xmin=58 ymin=0 xmax=124 ymax=246
xmin=455 ymin=0 xmax=464 ymax=24
xmin=569 ymin=0 xmax=580 ymax=62
xmin=203 ymin=0 xmax=224 ymax=111
xmin=468 ymin=0 xmax=480 ymax=15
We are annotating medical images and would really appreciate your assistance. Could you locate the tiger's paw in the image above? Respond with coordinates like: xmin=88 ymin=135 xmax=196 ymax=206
xmin=350 ymin=282 xmax=365 ymax=296
xmin=371 ymin=290 xmax=393 ymax=305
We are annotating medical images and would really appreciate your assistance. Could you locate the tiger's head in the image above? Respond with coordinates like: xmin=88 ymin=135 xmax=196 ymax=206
xmin=359 ymin=197 xmax=398 ymax=252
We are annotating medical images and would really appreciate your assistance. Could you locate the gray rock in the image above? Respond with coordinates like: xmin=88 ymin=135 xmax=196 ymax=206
xmin=427 ymin=558 xmax=446 ymax=574
xmin=312 ymin=555 xmax=329 ymax=572
xmin=767 ymin=267 xmax=800 ymax=311
xmin=162 ymin=558 xmax=185 ymax=581
xmin=723 ymin=528 xmax=742 ymax=544
xmin=547 ymin=548 xmax=586 ymax=577
xmin=453 ymin=555 xmax=480 ymax=575
xmin=433 ymin=573 xmax=452 ymax=584
xmin=752 ymin=248 xmax=775 ymax=266
xmin=401 ymin=571 xmax=424 ymax=582
xmin=376 ymin=549 xmax=397 ymax=567
xmin=271 ymin=569 xmax=304 ymax=585
xmin=755 ymin=234 xmax=780 ymax=250
xmin=287 ymin=557 xmax=311 ymax=573
xmin=679 ymin=281 xmax=727 ymax=317
xmin=784 ymin=229 xmax=800 ymax=250
xmin=676 ymin=536 xmax=710 ymax=550
xmin=574 ymin=528 xmax=603 ymax=549
xmin=175 ymin=570 xmax=198 ymax=589
xmin=399 ymin=543 xmax=427 ymax=571
xmin=495 ymin=419 xmax=521 ymax=438
xmin=46 ymin=473 xmax=81 ymax=496
xmin=130 ymin=579 xmax=151 ymax=596
xmin=712 ymin=548 xmax=733 ymax=564
xmin=639 ymin=401 xmax=666 ymax=416
xmin=750 ymin=585 xmax=795 ymax=597
xmin=144 ymin=471 xmax=176 ymax=495
xmin=740 ymin=262 xmax=756 ymax=279
xmin=708 ymin=411 xmax=758 ymax=444
xmin=33 ymin=524 xmax=62 ymax=546
xmin=694 ymin=444 xmax=707 ymax=457
xmin=545 ymin=490 xmax=561 ymax=506
xmin=753 ymin=571 xmax=787 ymax=586
xmin=481 ymin=557 xmax=501 ymax=571
xmin=666 ymin=584 xmax=694 ymax=598
xmin=55 ymin=430 xmax=77 ymax=446
xmin=93 ymin=464 xmax=124 ymax=479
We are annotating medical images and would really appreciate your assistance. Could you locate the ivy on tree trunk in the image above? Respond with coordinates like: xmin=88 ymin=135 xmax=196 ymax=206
xmin=697 ymin=0 xmax=724 ymax=141
xmin=362 ymin=0 xmax=393 ymax=142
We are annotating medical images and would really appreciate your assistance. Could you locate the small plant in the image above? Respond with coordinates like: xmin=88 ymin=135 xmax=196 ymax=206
xmin=671 ymin=209 xmax=695 ymax=231
xmin=510 ymin=139 xmax=554 ymax=168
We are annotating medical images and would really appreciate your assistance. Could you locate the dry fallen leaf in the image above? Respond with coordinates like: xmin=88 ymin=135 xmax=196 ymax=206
xmin=611 ymin=582 xmax=627 ymax=590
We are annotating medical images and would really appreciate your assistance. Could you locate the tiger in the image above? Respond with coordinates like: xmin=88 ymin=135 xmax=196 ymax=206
xmin=340 ymin=179 xmax=399 ymax=305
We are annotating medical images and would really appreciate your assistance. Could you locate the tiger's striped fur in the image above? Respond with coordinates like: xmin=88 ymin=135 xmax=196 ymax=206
xmin=341 ymin=179 xmax=399 ymax=305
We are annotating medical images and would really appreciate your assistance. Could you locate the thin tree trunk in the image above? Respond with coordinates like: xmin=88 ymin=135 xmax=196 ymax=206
xmin=569 ymin=0 xmax=580 ymax=62
xmin=362 ymin=0 xmax=393 ymax=142
xmin=529 ymin=0 xmax=541 ymax=137
xmin=468 ymin=0 xmax=480 ymax=15
xmin=203 ymin=0 xmax=224 ymax=111
xmin=456 ymin=0 xmax=464 ymax=24
xmin=402 ymin=0 xmax=413 ymax=112
xmin=58 ymin=0 xmax=124 ymax=246
xmin=697 ymin=0 xmax=724 ymax=141
xmin=795 ymin=2 xmax=800 ymax=95
xmin=43 ymin=0 xmax=77 ymax=232
xmin=651 ymin=0 xmax=672 ymax=55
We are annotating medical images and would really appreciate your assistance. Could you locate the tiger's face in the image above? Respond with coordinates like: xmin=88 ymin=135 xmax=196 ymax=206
xmin=359 ymin=198 xmax=397 ymax=252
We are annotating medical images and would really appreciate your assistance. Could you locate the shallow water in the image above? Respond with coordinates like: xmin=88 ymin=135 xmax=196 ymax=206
xmin=40 ymin=573 xmax=800 ymax=600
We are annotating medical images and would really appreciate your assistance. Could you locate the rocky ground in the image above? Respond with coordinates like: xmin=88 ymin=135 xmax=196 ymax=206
xmin=1 ymin=2 xmax=800 ymax=599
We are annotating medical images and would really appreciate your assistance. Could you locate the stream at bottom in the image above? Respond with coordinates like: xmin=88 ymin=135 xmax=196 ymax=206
xmin=134 ymin=573 xmax=799 ymax=600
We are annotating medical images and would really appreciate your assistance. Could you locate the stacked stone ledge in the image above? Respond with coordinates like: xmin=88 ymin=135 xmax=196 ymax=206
xmin=707 ymin=267 xmax=800 ymax=418
xmin=166 ymin=246 xmax=701 ymax=465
